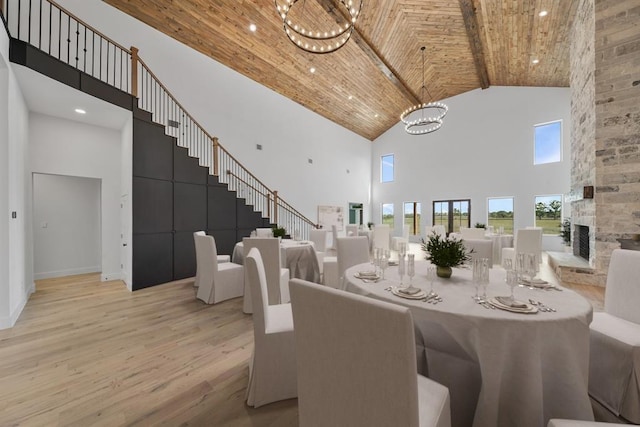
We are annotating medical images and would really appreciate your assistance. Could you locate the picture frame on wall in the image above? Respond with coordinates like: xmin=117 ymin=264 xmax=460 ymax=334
xmin=317 ymin=205 xmax=344 ymax=231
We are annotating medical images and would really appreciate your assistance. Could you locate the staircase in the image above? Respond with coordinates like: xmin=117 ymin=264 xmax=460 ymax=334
xmin=2 ymin=0 xmax=317 ymax=289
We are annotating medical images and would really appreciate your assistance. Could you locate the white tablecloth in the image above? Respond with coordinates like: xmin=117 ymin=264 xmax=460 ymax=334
xmin=232 ymin=240 xmax=320 ymax=283
xmin=450 ymin=232 xmax=514 ymax=265
xmin=344 ymin=261 xmax=594 ymax=427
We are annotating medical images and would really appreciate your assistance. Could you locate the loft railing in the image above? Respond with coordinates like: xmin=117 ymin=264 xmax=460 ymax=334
xmin=3 ymin=0 xmax=317 ymax=239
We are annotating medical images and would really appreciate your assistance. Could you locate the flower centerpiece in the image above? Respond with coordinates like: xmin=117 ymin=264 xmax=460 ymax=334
xmin=421 ymin=233 xmax=471 ymax=278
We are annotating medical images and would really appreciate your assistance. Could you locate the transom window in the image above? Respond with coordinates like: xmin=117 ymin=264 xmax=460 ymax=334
xmin=381 ymin=154 xmax=394 ymax=183
xmin=534 ymin=120 xmax=562 ymax=165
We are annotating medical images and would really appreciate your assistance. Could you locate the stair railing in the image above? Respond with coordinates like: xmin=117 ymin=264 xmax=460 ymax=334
xmin=4 ymin=0 xmax=318 ymax=239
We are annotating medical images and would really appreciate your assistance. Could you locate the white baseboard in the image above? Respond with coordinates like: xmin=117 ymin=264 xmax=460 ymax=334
xmin=34 ymin=266 xmax=101 ymax=280
xmin=101 ymin=271 xmax=123 ymax=282
xmin=0 ymin=282 xmax=35 ymax=330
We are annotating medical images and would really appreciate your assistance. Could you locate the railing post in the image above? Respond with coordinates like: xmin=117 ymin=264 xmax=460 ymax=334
xmin=273 ymin=191 xmax=279 ymax=224
xmin=130 ymin=46 xmax=139 ymax=98
xmin=267 ymin=193 xmax=272 ymax=219
xmin=212 ymin=137 xmax=219 ymax=176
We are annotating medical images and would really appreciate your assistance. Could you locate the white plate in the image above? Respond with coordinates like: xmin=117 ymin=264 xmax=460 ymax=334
xmin=488 ymin=297 xmax=538 ymax=314
xmin=391 ymin=287 xmax=427 ymax=300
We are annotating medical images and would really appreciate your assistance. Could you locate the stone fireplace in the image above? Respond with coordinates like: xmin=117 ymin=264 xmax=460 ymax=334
xmin=574 ymin=225 xmax=590 ymax=261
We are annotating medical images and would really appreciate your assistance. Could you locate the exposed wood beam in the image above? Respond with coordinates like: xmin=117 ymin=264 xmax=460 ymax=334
xmin=458 ymin=0 xmax=490 ymax=89
xmin=314 ymin=0 xmax=421 ymax=105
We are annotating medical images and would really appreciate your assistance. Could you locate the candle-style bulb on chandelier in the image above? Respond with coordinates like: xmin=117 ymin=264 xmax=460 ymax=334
xmin=275 ymin=0 xmax=362 ymax=54
xmin=400 ymin=46 xmax=448 ymax=135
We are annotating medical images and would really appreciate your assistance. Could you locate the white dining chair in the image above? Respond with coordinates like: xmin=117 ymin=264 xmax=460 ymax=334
xmin=244 ymin=248 xmax=297 ymax=408
xmin=193 ymin=232 xmax=230 ymax=288
xmin=255 ymin=227 xmax=273 ymax=237
xmin=460 ymin=227 xmax=486 ymax=240
xmin=588 ymin=249 xmax=640 ymax=424
xmin=502 ymin=228 xmax=543 ymax=268
xmin=373 ymin=224 xmax=390 ymax=251
xmin=392 ymin=224 xmax=410 ymax=251
xmin=194 ymin=234 xmax=244 ymax=304
xmin=289 ymin=278 xmax=451 ymax=427
xmin=464 ymin=238 xmax=493 ymax=266
xmin=242 ymin=237 xmax=290 ymax=313
xmin=346 ymin=224 xmax=359 ymax=237
xmin=309 ymin=228 xmax=328 ymax=252
xmin=425 ymin=225 xmax=446 ymax=240
xmin=336 ymin=236 xmax=370 ymax=288
xmin=547 ymin=420 xmax=629 ymax=427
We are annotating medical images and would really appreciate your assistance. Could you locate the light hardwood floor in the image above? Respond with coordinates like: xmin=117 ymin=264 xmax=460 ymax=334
xmin=1 ymin=261 xmax=604 ymax=427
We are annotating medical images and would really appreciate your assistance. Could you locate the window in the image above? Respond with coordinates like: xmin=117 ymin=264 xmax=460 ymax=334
xmin=382 ymin=203 xmax=394 ymax=228
xmin=534 ymin=121 xmax=562 ymax=165
xmin=487 ymin=197 xmax=514 ymax=235
xmin=433 ymin=200 xmax=470 ymax=234
xmin=534 ymin=195 xmax=562 ymax=235
xmin=381 ymin=154 xmax=394 ymax=183
xmin=403 ymin=202 xmax=421 ymax=235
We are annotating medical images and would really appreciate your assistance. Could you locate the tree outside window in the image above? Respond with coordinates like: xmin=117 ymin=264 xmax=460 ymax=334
xmin=534 ymin=195 xmax=562 ymax=234
xmin=382 ymin=203 xmax=394 ymax=228
xmin=487 ymin=197 xmax=514 ymax=234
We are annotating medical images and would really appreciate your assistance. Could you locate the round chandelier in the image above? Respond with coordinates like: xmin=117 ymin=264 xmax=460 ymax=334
xmin=400 ymin=46 xmax=448 ymax=135
xmin=275 ymin=0 xmax=363 ymax=54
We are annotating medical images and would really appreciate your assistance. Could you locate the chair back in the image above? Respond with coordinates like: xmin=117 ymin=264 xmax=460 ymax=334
xmin=245 ymin=248 xmax=269 ymax=337
xmin=289 ymin=279 xmax=420 ymax=426
xmin=514 ymin=228 xmax=542 ymax=263
xmin=330 ymin=224 xmax=339 ymax=249
xmin=605 ymin=249 xmax=640 ymax=324
xmin=425 ymin=225 xmax=446 ymax=240
xmin=309 ymin=229 xmax=328 ymax=252
xmin=402 ymin=224 xmax=410 ymax=239
xmin=255 ymin=228 xmax=273 ymax=237
xmin=373 ymin=224 xmax=390 ymax=250
xmin=346 ymin=224 xmax=359 ymax=236
xmin=243 ymin=237 xmax=282 ymax=305
xmin=461 ymin=227 xmax=486 ymax=240
xmin=194 ymin=233 xmax=221 ymax=302
xmin=193 ymin=231 xmax=206 ymax=288
xmin=337 ymin=236 xmax=370 ymax=281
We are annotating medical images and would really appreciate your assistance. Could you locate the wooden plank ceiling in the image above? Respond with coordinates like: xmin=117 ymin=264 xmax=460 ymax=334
xmin=104 ymin=0 xmax=578 ymax=141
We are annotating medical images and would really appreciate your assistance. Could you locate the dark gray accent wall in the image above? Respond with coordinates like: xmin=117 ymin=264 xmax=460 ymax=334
xmin=132 ymin=112 xmax=271 ymax=290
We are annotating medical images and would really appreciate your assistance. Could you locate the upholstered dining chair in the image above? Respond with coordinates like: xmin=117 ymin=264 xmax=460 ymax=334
xmin=501 ymin=228 xmax=543 ymax=268
xmin=289 ymin=278 xmax=451 ymax=427
xmin=244 ymin=248 xmax=297 ymax=408
xmin=193 ymin=231 xmax=230 ymax=289
xmin=547 ymin=420 xmax=629 ymax=426
xmin=425 ymin=225 xmax=446 ymax=240
xmin=242 ymin=237 xmax=290 ymax=314
xmin=194 ymin=233 xmax=244 ymax=304
xmin=346 ymin=224 xmax=359 ymax=236
xmin=308 ymin=228 xmax=328 ymax=252
xmin=392 ymin=224 xmax=410 ymax=251
xmin=336 ymin=236 xmax=370 ymax=288
xmin=464 ymin=239 xmax=493 ymax=266
xmin=460 ymin=227 xmax=486 ymax=240
xmin=373 ymin=224 xmax=390 ymax=251
xmin=588 ymin=249 xmax=640 ymax=424
xmin=255 ymin=227 xmax=273 ymax=237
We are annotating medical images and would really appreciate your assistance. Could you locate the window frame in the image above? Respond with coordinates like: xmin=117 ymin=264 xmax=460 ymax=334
xmin=432 ymin=199 xmax=471 ymax=235
xmin=403 ymin=201 xmax=421 ymax=235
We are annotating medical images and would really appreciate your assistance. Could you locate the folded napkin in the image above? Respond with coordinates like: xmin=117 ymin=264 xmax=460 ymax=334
xmin=495 ymin=296 xmax=528 ymax=308
xmin=357 ymin=271 xmax=378 ymax=278
xmin=523 ymin=278 xmax=548 ymax=285
xmin=398 ymin=287 xmax=422 ymax=295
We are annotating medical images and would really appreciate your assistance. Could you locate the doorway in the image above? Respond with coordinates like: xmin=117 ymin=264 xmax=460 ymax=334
xmin=348 ymin=202 xmax=363 ymax=226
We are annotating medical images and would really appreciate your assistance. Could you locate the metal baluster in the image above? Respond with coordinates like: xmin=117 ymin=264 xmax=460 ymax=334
xmin=27 ymin=0 xmax=31 ymax=43
xmin=65 ymin=14 xmax=69 ymax=63
xmin=74 ymin=20 xmax=79 ymax=68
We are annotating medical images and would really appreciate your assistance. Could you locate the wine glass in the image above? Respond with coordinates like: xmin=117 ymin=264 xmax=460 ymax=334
xmin=427 ymin=266 xmax=437 ymax=298
xmin=505 ymin=269 xmax=518 ymax=303
xmin=380 ymin=252 xmax=389 ymax=280
xmin=515 ymin=253 xmax=526 ymax=287
xmin=373 ymin=248 xmax=381 ymax=274
xmin=397 ymin=253 xmax=405 ymax=287
xmin=480 ymin=258 xmax=490 ymax=300
xmin=472 ymin=258 xmax=481 ymax=301
xmin=526 ymin=253 xmax=537 ymax=282
xmin=407 ymin=254 xmax=416 ymax=290
xmin=399 ymin=242 xmax=407 ymax=258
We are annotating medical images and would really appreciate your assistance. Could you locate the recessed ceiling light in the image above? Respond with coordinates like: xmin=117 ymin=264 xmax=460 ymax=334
xmin=348 ymin=95 xmax=353 ymax=100
xmin=249 ymin=23 xmax=257 ymax=32
xmin=75 ymin=108 xmax=86 ymax=114
xmin=538 ymin=10 xmax=548 ymax=17
xmin=309 ymin=67 xmax=316 ymax=73
xmin=374 ymin=114 xmax=379 ymax=118
xmin=532 ymin=59 xmax=540 ymax=64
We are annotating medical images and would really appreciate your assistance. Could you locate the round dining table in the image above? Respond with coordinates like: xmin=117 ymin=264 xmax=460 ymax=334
xmin=343 ymin=261 xmax=594 ymax=427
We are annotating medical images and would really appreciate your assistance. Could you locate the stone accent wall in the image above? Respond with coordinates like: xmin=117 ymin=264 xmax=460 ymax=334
xmin=594 ymin=0 xmax=640 ymax=280
xmin=570 ymin=0 xmax=640 ymax=286
xmin=570 ymin=0 xmax=598 ymax=281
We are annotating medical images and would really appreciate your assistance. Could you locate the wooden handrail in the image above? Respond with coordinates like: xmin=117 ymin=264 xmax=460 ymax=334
xmin=212 ymin=137 xmax=219 ymax=176
xmin=48 ymin=0 xmax=130 ymax=54
xmin=130 ymin=46 xmax=139 ymax=98
xmin=226 ymin=170 xmax=271 ymax=199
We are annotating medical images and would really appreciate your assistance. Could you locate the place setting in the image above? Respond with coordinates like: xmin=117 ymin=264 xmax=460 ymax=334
xmin=388 ymin=255 xmax=442 ymax=304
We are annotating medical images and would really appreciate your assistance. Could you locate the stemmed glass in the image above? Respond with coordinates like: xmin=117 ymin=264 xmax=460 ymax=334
xmin=505 ymin=269 xmax=518 ymax=303
xmin=515 ymin=253 xmax=526 ymax=287
xmin=480 ymin=258 xmax=490 ymax=301
xmin=398 ymin=253 xmax=405 ymax=287
xmin=426 ymin=266 xmax=437 ymax=298
xmin=526 ymin=253 xmax=537 ymax=282
xmin=380 ymin=251 xmax=389 ymax=280
xmin=472 ymin=258 xmax=481 ymax=301
xmin=398 ymin=242 xmax=407 ymax=258
xmin=406 ymin=254 xmax=416 ymax=291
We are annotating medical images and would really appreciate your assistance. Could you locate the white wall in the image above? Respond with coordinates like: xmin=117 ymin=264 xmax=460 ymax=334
xmin=55 ymin=0 xmax=373 ymax=224
xmin=372 ymin=86 xmax=571 ymax=250
xmin=1 ymin=23 xmax=33 ymax=329
xmin=29 ymin=113 xmax=122 ymax=281
xmin=32 ymin=174 xmax=101 ymax=279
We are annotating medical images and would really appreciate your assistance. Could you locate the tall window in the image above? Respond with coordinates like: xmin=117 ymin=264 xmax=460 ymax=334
xmin=382 ymin=203 xmax=394 ymax=228
xmin=534 ymin=120 xmax=562 ymax=165
xmin=534 ymin=195 xmax=562 ymax=234
xmin=487 ymin=197 xmax=514 ymax=234
xmin=403 ymin=202 xmax=421 ymax=235
xmin=381 ymin=154 xmax=394 ymax=183
xmin=433 ymin=200 xmax=470 ymax=234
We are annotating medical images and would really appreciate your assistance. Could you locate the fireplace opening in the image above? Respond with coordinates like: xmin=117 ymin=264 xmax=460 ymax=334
xmin=574 ymin=225 xmax=590 ymax=261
